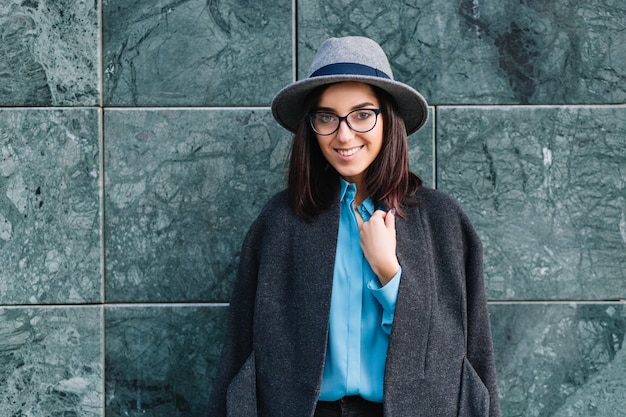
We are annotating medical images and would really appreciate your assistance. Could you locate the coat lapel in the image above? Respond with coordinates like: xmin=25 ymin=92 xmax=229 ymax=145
xmin=386 ymin=208 xmax=433 ymax=386
xmin=287 ymin=203 xmax=340 ymax=391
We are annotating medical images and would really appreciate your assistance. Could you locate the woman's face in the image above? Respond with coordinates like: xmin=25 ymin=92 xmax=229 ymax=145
xmin=313 ymin=82 xmax=384 ymax=187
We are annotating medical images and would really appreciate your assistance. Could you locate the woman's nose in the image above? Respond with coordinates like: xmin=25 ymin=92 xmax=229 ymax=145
xmin=335 ymin=119 xmax=354 ymax=142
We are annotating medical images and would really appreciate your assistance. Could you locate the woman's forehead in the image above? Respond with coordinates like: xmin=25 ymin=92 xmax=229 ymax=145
xmin=317 ymin=82 xmax=379 ymax=110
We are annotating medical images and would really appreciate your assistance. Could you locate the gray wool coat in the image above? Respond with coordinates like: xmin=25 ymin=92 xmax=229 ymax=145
xmin=207 ymin=186 xmax=501 ymax=417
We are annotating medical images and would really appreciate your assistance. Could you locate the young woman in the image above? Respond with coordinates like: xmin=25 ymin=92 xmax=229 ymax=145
xmin=207 ymin=36 xmax=501 ymax=417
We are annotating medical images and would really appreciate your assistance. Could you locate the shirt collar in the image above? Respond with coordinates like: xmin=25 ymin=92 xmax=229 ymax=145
xmin=339 ymin=178 xmax=376 ymax=221
xmin=339 ymin=177 xmax=353 ymax=202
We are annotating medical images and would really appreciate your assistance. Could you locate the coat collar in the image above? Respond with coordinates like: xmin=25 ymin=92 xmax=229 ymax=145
xmin=386 ymin=209 xmax=434 ymax=382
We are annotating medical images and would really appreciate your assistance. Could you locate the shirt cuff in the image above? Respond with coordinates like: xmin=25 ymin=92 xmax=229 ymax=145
xmin=368 ymin=267 xmax=401 ymax=313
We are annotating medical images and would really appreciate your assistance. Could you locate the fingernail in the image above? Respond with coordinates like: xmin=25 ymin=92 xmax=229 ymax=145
xmin=390 ymin=208 xmax=396 ymax=215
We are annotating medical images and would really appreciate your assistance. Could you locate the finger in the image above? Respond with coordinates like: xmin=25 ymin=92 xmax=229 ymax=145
xmin=385 ymin=208 xmax=396 ymax=229
xmin=370 ymin=210 xmax=386 ymax=221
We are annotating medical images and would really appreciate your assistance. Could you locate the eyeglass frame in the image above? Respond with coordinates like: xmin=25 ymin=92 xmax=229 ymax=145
xmin=307 ymin=108 xmax=382 ymax=136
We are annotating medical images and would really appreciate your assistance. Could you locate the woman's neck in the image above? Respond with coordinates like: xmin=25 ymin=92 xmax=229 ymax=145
xmin=350 ymin=179 xmax=368 ymax=207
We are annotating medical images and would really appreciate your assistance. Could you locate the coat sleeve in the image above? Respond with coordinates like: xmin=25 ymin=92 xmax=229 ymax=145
xmin=206 ymin=216 xmax=264 ymax=417
xmin=462 ymin=213 xmax=501 ymax=417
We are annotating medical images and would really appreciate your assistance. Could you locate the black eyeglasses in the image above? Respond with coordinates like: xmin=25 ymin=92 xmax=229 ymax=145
xmin=308 ymin=108 xmax=382 ymax=136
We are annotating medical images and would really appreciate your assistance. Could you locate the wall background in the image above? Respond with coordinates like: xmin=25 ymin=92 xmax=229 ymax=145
xmin=0 ymin=0 xmax=624 ymax=416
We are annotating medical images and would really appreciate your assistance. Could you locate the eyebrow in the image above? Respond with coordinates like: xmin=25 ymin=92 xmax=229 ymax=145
xmin=315 ymin=102 xmax=377 ymax=113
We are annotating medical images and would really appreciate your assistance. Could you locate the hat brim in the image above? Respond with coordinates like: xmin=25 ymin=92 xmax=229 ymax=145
xmin=271 ymin=74 xmax=429 ymax=136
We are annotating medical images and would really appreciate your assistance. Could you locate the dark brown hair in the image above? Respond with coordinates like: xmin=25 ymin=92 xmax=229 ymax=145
xmin=287 ymin=84 xmax=422 ymax=221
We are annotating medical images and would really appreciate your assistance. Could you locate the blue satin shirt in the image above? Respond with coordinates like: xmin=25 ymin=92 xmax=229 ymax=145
xmin=318 ymin=179 xmax=401 ymax=403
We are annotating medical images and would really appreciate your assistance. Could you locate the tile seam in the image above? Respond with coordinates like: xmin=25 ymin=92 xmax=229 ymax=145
xmin=0 ymin=303 xmax=230 ymax=309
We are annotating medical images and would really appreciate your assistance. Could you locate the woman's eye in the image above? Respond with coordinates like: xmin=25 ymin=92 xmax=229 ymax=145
xmin=354 ymin=111 xmax=371 ymax=120
xmin=318 ymin=114 xmax=336 ymax=124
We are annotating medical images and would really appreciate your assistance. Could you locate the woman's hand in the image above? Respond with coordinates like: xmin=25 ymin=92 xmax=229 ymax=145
xmin=359 ymin=209 xmax=400 ymax=286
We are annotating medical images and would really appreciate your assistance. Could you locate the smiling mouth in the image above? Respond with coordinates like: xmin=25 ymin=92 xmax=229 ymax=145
xmin=336 ymin=146 xmax=363 ymax=157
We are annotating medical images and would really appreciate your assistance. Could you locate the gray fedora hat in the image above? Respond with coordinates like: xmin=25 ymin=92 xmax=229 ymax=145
xmin=271 ymin=36 xmax=428 ymax=135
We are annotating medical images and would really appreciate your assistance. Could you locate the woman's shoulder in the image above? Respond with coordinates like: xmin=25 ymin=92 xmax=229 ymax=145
xmin=248 ymin=189 xmax=300 ymax=231
xmin=410 ymin=186 xmax=480 ymax=242
xmin=239 ymin=190 xmax=292 ymax=247
xmin=256 ymin=189 xmax=291 ymax=217
xmin=412 ymin=186 xmax=466 ymax=215
xmin=413 ymin=187 xmax=473 ymax=231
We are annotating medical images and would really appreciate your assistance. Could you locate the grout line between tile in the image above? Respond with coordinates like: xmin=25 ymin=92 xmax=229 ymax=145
xmin=3 ymin=301 xmax=624 ymax=308
xmin=436 ymin=103 xmax=626 ymax=110
xmin=98 ymin=0 xmax=103 ymax=109
xmin=432 ymin=106 xmax=437 ymax=189
xmin=104 ymin=303 xmax=230 ymax=308
xmin=488 ymin=300 xmax=626 ymax=305
xmin=99 ymin=109 xmax=105 ymax=305
xmin=0 ymin=303 xmax=230 ymax=309
xmin=104 ymin=106 xmax=272 ymax=111
xmin=292 ymin=0 xmax=298 ymax=83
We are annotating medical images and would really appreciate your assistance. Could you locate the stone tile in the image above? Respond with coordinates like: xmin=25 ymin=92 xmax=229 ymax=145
xmin=104 ymin=108 xmax=291 ymax=302
xmin=0 ymin=108 xmax=102 ymax=304
xmin=0 ymin=306 xmax=103 ymax=416
xmin=105 ymin=304 xmax=227 ymax=417
xmin=0 ymin=0 xmax=99 ymax=106
xmin=297 ymin=0 xmax=626 ymax=105
xmin=102 ymin=0 xmax=292 ymax=106
xmin=438 ymin=106 xmax=626 ymax=300
xmin=490 ymin=302 xmax=626 ymax=416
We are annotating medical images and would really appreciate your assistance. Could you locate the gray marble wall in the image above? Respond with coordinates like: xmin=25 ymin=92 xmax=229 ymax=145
xmin=0 ymin=0 xmax=624 ymax=416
